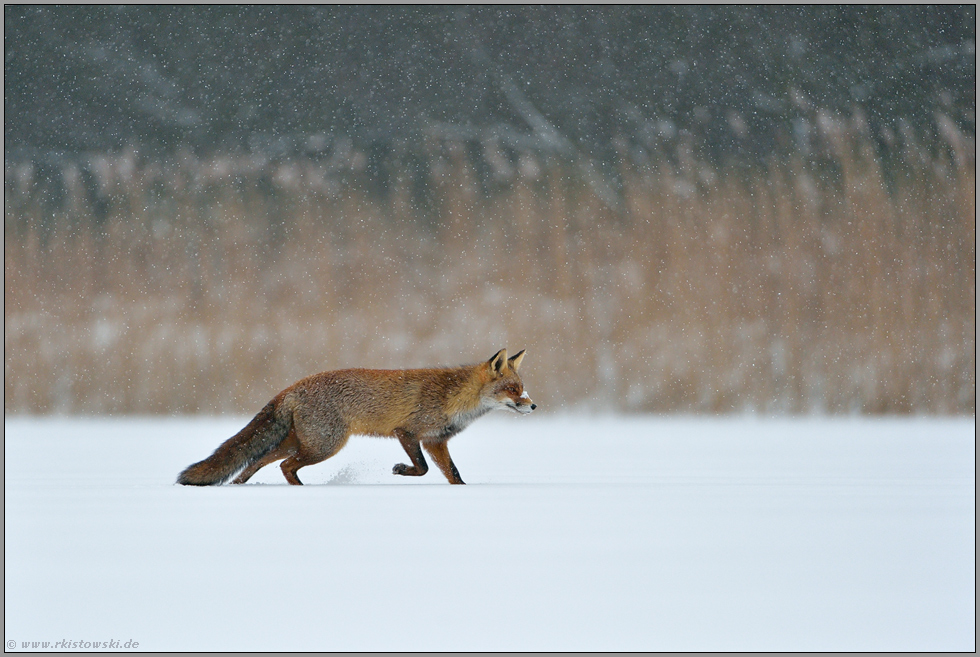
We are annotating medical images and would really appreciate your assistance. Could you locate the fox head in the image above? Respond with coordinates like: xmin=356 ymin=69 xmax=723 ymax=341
xmin=482 ymin=348 xmax=536 ymax=414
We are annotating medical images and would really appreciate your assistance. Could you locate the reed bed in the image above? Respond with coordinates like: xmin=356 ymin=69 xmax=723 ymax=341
xmin=5 ymin=117 xmax=975 ymax=415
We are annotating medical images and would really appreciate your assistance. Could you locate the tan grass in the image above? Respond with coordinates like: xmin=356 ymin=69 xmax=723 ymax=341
xmin=4 ymin=122 xmax=975 ymax=415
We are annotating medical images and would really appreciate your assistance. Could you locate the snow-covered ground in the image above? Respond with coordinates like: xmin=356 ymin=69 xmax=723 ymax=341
xmin=4 ymin=414 xmax=975 ymax=651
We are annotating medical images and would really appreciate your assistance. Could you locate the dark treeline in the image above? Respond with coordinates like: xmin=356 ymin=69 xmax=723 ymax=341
xmin=5 ymin=5 xmax=975 ymax=166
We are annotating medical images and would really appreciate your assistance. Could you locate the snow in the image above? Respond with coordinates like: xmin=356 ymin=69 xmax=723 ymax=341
xmin=4 ymin=414 xmax=975 ymax=651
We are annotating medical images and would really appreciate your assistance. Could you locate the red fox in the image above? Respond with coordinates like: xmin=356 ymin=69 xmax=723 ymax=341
xmin=177 ymin=349 xmax=535 ymax=486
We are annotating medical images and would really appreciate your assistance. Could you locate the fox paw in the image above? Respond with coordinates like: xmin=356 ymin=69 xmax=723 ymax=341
xmin=393 ymin=463 xmax=408 ymax=475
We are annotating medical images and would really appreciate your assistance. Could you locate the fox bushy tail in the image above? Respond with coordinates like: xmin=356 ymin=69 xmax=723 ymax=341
xmin=177 ymin=400 xmax=291 ymax=485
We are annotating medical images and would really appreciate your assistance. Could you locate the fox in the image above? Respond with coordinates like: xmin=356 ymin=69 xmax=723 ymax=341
xmin=177 ymin=348 xmax=535 ymax=486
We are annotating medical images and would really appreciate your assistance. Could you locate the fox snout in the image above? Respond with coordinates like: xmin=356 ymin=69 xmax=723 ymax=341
xmin=508 ymin=391 xmax=536 ymax=414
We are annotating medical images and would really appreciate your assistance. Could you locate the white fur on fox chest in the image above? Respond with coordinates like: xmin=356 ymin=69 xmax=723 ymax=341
xmin=420 ymin=405 xmax=491 ymax=440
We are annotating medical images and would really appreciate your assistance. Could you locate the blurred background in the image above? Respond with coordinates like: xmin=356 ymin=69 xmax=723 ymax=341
xmin=4 ymin=6 xmax=975 ymax=415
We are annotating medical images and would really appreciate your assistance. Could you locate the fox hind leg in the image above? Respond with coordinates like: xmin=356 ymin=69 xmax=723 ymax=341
xmin=423 ymin=441 xmax=465 ymax=485
xmin=232 ymin=448 xmax=285 ymax=484
xmin=280 ymin=440 xmax=350 ymax=485
xmin=273 ymin=410 xmax=352 ymax=485
xmin=280 ymin=442 xmax=345 ymax=485
xmin=393 ymin=430 xmax=428 ymax=477
xmin=232 ymin=429 xmax=300 ymax=484
xmin=280 ymin=455 xmax=312 ymax=485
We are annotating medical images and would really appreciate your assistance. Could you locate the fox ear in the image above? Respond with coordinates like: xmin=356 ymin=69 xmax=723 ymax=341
xmin=488 ymin=349 xmax=508 ymax=376
xmin=508 ymin=349 xmax=526 ymax=372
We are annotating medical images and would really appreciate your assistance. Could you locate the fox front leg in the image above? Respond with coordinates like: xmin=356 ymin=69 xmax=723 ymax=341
xmin=423 ymin=441 xmax=465 ymax=485
xmin=393 ymin=430 xmax=429 ymax=477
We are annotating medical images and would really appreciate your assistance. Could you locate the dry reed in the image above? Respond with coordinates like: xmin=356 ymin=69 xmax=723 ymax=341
xmin=4 ymin=117 xmax=975 ymax=415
